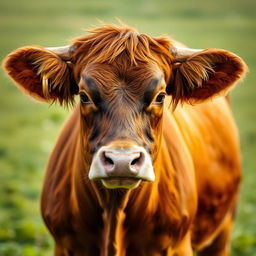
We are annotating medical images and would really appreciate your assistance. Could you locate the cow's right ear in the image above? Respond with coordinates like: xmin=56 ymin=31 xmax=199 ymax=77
xmin=3 ymin=46 xmax=78 ymax=105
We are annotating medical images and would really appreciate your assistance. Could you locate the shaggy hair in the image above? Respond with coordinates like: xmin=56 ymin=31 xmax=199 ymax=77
xmin=71 ymin=24 xmax=174 ymax=80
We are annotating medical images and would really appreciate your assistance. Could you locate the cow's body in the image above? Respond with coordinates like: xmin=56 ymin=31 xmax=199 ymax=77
xmin=4 ymin=24 xmax=246 ymax=255
xmin=41 ymin=97 xmax=240 ymax=256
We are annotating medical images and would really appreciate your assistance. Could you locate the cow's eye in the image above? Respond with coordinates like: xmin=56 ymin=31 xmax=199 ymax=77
xmin=154 ymin=93 xmax=166 ymax=104
xmin=79 ymin=93 xmax=91 ymax=104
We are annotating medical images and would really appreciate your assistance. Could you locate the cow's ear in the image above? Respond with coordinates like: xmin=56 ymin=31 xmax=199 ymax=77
xmin=3 ymin=46 xmax=78 ymax=106
xmin=167 ymin=49 xmax=247 ymax=107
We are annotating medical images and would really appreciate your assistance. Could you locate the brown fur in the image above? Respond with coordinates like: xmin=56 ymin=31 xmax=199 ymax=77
xmin=3 ymin=23 xmax=247 ymax=255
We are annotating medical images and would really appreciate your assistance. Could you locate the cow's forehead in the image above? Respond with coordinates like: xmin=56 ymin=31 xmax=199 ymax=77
xmin=79 ymin=61 xmax=164 ymax=93
xmin=71 ymin=26 xmax=174 ymax=87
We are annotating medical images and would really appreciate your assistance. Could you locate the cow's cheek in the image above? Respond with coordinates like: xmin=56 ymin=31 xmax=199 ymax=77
xmin=150 ymin=111 xmax=164 ymax=161
xmin=80 ymin=113 xmax=100 ymax=165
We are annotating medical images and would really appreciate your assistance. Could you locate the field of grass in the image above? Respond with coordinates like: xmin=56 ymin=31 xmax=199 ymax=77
xmin=0 ymin=0 xmax=255 ymax=255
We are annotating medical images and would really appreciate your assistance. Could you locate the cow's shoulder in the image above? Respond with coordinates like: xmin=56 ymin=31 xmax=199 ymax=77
xmin=171 ymin=98 xmax=241 ymax=248
xmin=41 ymin=106 xmax=80 ymax=234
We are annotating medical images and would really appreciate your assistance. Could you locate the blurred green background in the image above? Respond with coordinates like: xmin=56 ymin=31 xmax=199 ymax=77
xmin=0 ymin=0 xmax=255 ymax=255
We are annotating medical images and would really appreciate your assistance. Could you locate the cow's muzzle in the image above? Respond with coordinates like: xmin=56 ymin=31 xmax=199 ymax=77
xmin=88 ymin=141 xmax=155 ymax=189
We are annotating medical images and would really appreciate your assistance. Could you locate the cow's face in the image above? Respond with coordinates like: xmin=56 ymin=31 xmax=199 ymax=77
xmin=3 ymin=24 xmax=247 ymax=190
xmin=77 ymin=61 xmax=168 ymax=189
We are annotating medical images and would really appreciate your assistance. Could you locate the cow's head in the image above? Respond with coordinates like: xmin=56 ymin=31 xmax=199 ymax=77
xmin=4 ymin=24 xmax=246 ymax=189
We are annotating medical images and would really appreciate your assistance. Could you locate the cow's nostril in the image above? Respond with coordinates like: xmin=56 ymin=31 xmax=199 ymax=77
xmin=104 ymin=155 xmax=114 ymax=166
xmin=131 ymin=154 xmax=142 ymax=166
xmin=102 ymin=152 xmax=115 ymax=170
xmin=130 ymin=153 xmax=145 ymax=170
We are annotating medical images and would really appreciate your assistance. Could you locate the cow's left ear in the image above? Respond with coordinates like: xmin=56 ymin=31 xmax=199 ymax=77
xmin=3 ymin=46 xmax=78 ymax=106
xmin=167 ymin=48 xmax=247 ymax=107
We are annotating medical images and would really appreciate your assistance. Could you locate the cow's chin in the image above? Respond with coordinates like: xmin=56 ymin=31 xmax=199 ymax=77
xmin=101 ymin=178 xmax=141 ymax=189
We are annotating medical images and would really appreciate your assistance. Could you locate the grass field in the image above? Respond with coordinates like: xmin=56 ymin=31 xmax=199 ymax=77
xmin=0 ymin=0 xmax=255 ymax=255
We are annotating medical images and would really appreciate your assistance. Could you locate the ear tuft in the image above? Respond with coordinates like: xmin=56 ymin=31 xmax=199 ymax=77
xmin=170 ymin=55 xmax=214 ymax=107
xmin=32 ymin=49 xmax=76 ymax=106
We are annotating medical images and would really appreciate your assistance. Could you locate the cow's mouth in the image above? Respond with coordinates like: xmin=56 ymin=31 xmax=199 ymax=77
xmin=101 ymin=177 xmax=141 ymax=189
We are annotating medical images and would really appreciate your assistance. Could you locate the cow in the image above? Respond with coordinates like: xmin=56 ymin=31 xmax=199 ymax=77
xmin=4 ymin=23 xmax=247 ymax=256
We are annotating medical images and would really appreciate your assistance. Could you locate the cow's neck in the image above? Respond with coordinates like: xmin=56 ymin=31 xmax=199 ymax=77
xmin=100 ymin=189 xmax=130 ymax=256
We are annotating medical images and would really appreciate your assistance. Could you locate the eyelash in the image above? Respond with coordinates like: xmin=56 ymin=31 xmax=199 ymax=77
xmin=154 ymin=93 xmax=166 ymax=104
xmin=79 ymin=92 xmax=91 ymax=104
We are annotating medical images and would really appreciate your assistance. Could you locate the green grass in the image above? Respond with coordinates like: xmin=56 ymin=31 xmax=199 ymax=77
xmin=0 ymin=0 xmax=255 ymax=255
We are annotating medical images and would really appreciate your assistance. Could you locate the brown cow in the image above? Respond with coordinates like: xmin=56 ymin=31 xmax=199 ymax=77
xmin=4 ymin=23 xmax=247 ymax=256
